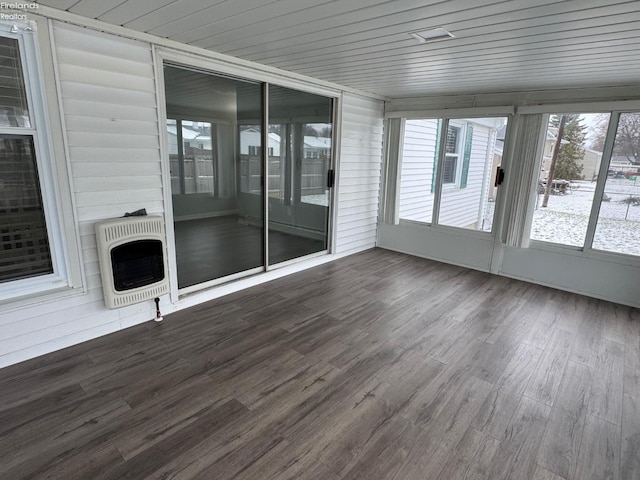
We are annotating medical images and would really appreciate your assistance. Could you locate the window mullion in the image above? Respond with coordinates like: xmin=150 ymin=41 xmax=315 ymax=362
xmin=583 ymin=112 xmax=620 ymax=252
xmin=176 ymin=119 xmax=186 ymax=194
xmin=432 ymin=118 xmax=449 ymax=226
xmin=212 ymin=123 xmax=218 ymax=198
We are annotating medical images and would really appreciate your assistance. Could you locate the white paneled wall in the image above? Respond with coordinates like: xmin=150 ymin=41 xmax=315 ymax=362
xmin=399 ymin=119 xmax=437 ymax=223
xmin=335 ymin=93 xmax=384 ymax=253
xmin=0 ymin=23 xmax=165 ymax=368
xmin=54 ymin=22 xmax=165 ymax=327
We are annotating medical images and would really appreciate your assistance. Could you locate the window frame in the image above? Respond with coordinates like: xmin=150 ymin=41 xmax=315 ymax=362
xmin=0 ymin=19 xmax=82 ymax=303
xmin=395 ymin=114 xmax=508 ymax=232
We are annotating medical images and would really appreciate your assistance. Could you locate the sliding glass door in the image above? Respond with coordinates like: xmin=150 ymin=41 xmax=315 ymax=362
xmin=267 ymin=85 xmax=332 ymax=266
xmin=164 ymin=65 xmax=333 ymax=291
xmin=165 ymin=66 xmax=264 ymax=289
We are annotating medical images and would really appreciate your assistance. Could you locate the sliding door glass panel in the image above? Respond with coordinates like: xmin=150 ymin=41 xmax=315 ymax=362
xmin=267 ymin=85 xmax=332 ymax=266
xmin=592 ymin=112 xmax=640 ymax=256
xmin=164 ymin=65 xmax=263 ymax=288
xmin=398 ymin=119 xmax=439 ymax=224
xmin=530 ymin=113 xmax=609 ymax=247
xmin=437 ymin=117 xmax=507 ymax=232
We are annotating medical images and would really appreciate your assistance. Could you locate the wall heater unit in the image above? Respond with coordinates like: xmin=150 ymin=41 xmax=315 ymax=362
xmin=95 ymin=216 xmax=168 ymax=309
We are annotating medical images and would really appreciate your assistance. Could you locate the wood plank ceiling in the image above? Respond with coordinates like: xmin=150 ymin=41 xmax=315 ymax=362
xmin=36 ymin=0 xmax=640 ymax=98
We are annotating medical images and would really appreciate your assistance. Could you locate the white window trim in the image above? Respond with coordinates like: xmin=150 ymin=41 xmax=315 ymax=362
xmin=0 ymin=18 xmax=83 ymax=304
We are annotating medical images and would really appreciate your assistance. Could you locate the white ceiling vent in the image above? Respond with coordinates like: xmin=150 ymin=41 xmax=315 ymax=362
xmin=409 ymin=27 xmax=456 ymax=43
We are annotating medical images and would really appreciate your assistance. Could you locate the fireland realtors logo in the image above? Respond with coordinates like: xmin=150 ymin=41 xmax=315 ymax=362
xmin=0 ymin=2 xmax=39 ymax=21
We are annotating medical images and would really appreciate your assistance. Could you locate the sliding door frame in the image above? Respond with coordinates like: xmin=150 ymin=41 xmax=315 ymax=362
xmin=154 ymin=48 xmax=340 ymax=299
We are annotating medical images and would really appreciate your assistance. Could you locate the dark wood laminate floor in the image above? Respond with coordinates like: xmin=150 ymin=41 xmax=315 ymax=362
xmin=1 ymin=248 xmax=639 ymax=479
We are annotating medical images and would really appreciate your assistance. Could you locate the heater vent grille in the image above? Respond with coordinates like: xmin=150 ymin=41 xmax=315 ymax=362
xmin=95 ymin=216 xmax=169 ymax=309
xmin=103 ymin=219 xmax=164 ymax=243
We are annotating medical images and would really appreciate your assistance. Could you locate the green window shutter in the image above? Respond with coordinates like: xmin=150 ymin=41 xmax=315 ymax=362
xmin=460 ymin=124 xmax=473 ymax=188
xmin=431 ymin=119 xmax=442 ymax=193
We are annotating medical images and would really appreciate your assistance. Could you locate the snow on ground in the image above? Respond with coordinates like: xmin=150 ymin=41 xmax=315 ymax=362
xmin=301 ymin=194 xmax=329 ymax=206
xmin=531 ymin=178 xmax=640 ymax=256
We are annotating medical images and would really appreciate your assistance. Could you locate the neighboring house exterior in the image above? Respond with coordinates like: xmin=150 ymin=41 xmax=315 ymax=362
xmin=303 ymin=136 xmax=331 ymax=158
xmin=238 ymin=128 xmax=330 ymax=159
xmin=610 ymin=155 xmax=638 ymax=173
xmin=540 ymin=127 xmax=603 ymax=181
xmin=539 ymin=128 xmax=562 ymax=181
xmin=581 ymin=149 xmax=603 ymax=180
xmin=239 ymin=128 xmax=280 ymax=156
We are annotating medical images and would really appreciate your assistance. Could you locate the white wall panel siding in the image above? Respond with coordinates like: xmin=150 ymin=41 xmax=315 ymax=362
xmin=335 ymin=94 xmax=384 ymax=254
xmin=399 ymin=119 xmax=437 ymax=223
xmin=0 ymin=22 xmax=164 ymax=369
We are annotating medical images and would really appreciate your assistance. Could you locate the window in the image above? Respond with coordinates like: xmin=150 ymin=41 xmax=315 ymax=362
xmin=592 ymin=112 xmax=640 ymax=256
xmin=0 ymin=22 xmax=77 ymax=299
xmin=398 ymin=116 xmax=507 ymax=231
xmin=246 ymin=145 xmax=273 ymax=156
xmin=167 ymin=119 xmax=215 ymax=195
xmin=529 ymin=111 xmax=640 ymax=258
xmin=530 ymin=113 xmax=609 ymax=248
xmin=443 ymin=125 xmax=460 ymax=184
xmin=0 ymin=33 xmax=53 ymax=284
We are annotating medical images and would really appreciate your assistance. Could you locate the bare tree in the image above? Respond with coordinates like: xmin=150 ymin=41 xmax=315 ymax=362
xmin=542 ymin=115 xmax=566 ymax=208
xmin=590 ymin=113 xmax=640 ymax=162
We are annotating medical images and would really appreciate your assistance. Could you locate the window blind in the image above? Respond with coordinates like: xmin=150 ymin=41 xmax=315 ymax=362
xmin=504 ymin=114 xmax=547 ymax=247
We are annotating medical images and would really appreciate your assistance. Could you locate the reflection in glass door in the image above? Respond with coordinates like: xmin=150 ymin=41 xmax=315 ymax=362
xmin=165 ymin=65 xmax=264 ymax=289
xmin=267 ymin=85 xmax=333 ymax=266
